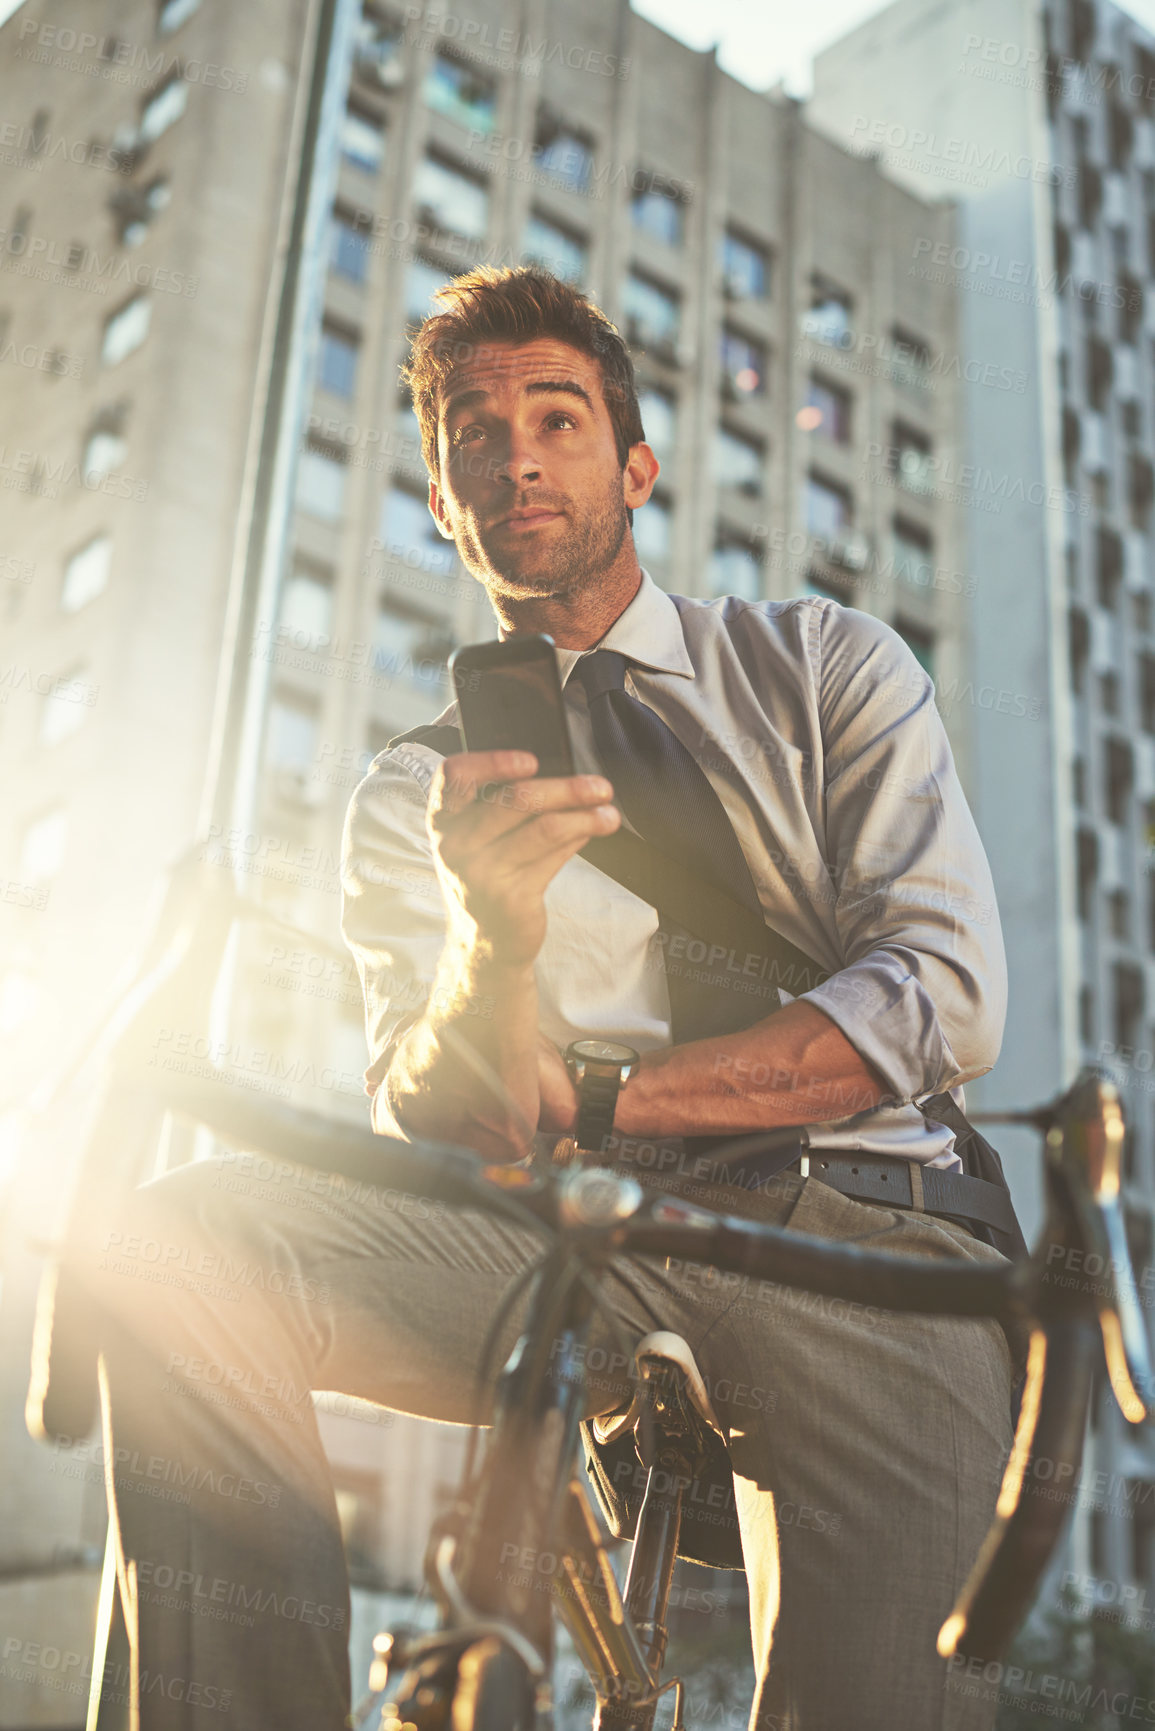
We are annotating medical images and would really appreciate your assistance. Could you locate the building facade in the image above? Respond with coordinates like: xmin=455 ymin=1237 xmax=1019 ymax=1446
xmin=0 ymin=0 xmax=967 ymax=1718
xmin=809 ymin=0 xmax=1155 ymax=1636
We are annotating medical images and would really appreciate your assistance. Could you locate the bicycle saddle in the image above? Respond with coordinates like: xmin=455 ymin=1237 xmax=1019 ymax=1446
xmin=591 ymin=1332 xmax=724 ymax=1447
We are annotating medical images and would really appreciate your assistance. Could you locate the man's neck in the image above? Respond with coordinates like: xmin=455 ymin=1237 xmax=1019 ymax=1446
xmin=492 ymin=568 xmax=643 ymax=650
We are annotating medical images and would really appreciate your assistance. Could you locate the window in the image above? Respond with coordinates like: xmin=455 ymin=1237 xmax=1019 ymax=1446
xmin=720 ymin=229 xmax=769 ymax=300
xmin=1114 ymin=961 xmax=1145 ymax=1052
xmin=632 ymin=494 xmax=671 ymax=564
xmin=534 ymin=113 xmax=593 ymax=193
xmin=318 ymin=325 xmax=359 ymax=398
xmin=623 ymin=272 xmax=680 ymax=352
xmin=392 ymin=395 xmax=425 ymax=471
xmin=424 ymin=52 xmax=496 ymax=134
xmin=61 ymin=534 xmax=111 ymax=611
xmin=801 ymin=376 xmax=851 ymax=443
xmin=890 ymin=328 xmax=932 ymax=393
xmin=1097 ymin=524 xmax=1124 ymax=609
xmin=109 ymin=175 xmax=171 ymax=246
xmin=1101 ymin=670 xmax=1119 ymax=714
xmin=341 ymin=107 xmax=385 ymax=174
xmin=1135 ymin=592 xmax=1152 ymax=633
xmin=638 ymin=386 xmax=676 ymax=460
xmin=266 ymin=691 xmax=320 ymax=775
xmin=1109 ymin=888 xmax=1130 ymax=940
xmin=713 ymin=425 xmax=764 ymax=495
xmin=710 ymin=537 xmax=762 ymax=601
xmin=404 ymin=256 xmax=449 ymax=325
xmin=630 ymin=180 xmax=685 ymax=247
xmin=413 ymin=155 xmax=488 ymax=242
xmin=295 ymin=444 xmax=347 ymax=521
xmin=330 ymin=208 xmax=370 ymax=283
xmin=39 ymin=667 xmax=91 ymax=746
xmin=1105 ymin=735 xmax=1134 ymax=824
xmin=1142 ymin=655 xmax=1155 ymax=733
xmin=353 ymin=12 xmax=403 ymax=87
xmin=372 ymin=602 xmax=454 ymax=683
xmin=157 ymin=0 xmax=202 ymax=31
xmin=380 ymin=487 xmax=456 ymax=577
xmin=19 ymin=809 xmax=67 ymax=885
xmin=278 ymin=561 xmax=333 ymax=650
xmin=896 ymin=620 xmax=935 ymax=678
xmin=894 ymin=520 xmax=934 ymax=590
xmin=521 ymin=212 xmax=586 ymax=283
xmin=805 ymin=474 xmax=851 ymax=540
xmin=83 ymin=414 xmax=128 ymax=479
xmin=139 ymin=75 xmax=188 ymax=144
xmin=719 ymin=328 xmax=767 ymax=397
xmin=802 ymin=281 xmax=852 ymax=348
xmin=102 ymin=295 xmax=151 ymax=366
xmin=890 ymin=423 xmax=934 ymax=496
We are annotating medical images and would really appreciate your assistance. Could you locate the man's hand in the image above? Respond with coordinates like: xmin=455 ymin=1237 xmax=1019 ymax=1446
xmin=537 ymin=1035 xmax=577 ymax=1133
xmin=427 ymin=750 xmax=620 ymax=967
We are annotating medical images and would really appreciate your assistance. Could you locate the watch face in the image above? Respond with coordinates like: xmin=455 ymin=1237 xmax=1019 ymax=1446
xmin=570 ymin=1039 xmax=638 ymax=1065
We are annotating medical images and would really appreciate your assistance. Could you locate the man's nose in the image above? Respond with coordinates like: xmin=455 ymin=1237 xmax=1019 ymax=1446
xmin=493 ymin=430 xmax=542 ymax=485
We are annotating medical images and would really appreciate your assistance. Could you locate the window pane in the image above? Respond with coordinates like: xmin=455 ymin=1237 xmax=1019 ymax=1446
xmin=624 ymin=273 xmax=680 ymax=349
xmin=140 ymin=77 xmax=188 ymax=143
xmin=710 ymin=541 xmax=761 ymax=600
xmin=39 ymin=668 xmax=91 ymax=746
xmin=720 ymin=230 xmax=769 ymax=300
xmin=424 ymin=52 xmax=496 ymax=133
xmin=713 ymin=425 xmax=764 ymax=494
xmin=62 ymin=535 xmax=111 ymax=611
xmin=83 ymin=428 xmax=128 ymax=479
xmin=805 ymin=475 xmax=851 ymax=539
xmin=279 ymin=566 xmax=333 ymax=649
xmin=802 ymin=284 xmax=852 ymax=348
xmin=413 ymin=155 xmax=488 ymax=241
xmin=638 ymin=386 xmax=676 ymax=459
xmin=353 ymin=14 xmax=403 ymax=86
xmin=158 ymin=0 xmax=201 ymax=31
xmin=318 ymin=327 xmax=358 ymax=398
xmin=630 ymin=184 xmax=684 ymax=246
xmin=102 ymin=295 xmax=151 ymax=366
xmin=891 ymin=424 xmax=934 ymax=495
xmin=896 ymin=621 xmax=935 ymax=678
xmin=266 ymin=695 xmax=319 ymax=773
xmin=802 ymin=376 xmax=851 ymax=443
xmin=894 ymin=521 xmax=934 ymax=590
xmin=522 ymin=212 xmax=586 ymax=283
xmin=380 ymin=488 xmax=456 ymax=576
xmin=404 ymin=257 xmax=450 ymax=324
xmin=372 ymin=604 xmax=453 ymax=685
xmin=535 ymin=119 xmax=593 ymax=192
xmin=330 ymin=212 xmax=370 ymax=283
xmin=890 ymin=328 xmax=932 ymax=392
xmin=341 ymin=109 xmax=385 ymax=173
xmin=296 ymin=447 xmax=346 ymax=521
xmin=719 ymin=328 xmax=767 ymax=396
xmin=633 ymin=496 xmax=671 ymax=563
xmin=20 ymin=809 xmax=68 ymax=884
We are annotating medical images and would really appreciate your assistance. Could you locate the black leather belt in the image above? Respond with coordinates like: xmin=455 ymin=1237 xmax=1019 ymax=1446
xmin=708 ymin=1135 xmax=1017 ymax=1237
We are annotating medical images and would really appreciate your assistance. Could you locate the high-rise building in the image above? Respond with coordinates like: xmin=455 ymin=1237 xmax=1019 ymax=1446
xmin=809 ymin=0 xmax=1155 ymax=1631
xmin=0 ymin=0 xmax=965 ymax=1716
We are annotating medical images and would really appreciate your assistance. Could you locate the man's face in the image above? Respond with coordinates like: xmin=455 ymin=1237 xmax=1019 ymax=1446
xmin=428 ymin=338 xmax=656 ymax=606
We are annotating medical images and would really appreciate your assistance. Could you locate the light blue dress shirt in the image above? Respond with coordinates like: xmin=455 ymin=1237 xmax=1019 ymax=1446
xmin=341 ymin=573 xmax=1007 ymax=1171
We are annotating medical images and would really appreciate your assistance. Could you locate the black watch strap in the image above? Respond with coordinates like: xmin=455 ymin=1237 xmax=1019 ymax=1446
xmin=574 ymin=1070 xmax=622 ymax=1154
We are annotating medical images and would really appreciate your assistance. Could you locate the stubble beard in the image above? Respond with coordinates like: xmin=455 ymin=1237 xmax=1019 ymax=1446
xmin=458 ymin=474 xmax=631 ymax=605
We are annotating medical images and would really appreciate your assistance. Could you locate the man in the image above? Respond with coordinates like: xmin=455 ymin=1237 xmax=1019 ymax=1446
xmin=87 ymin=267 xmax=1012 ymax=1730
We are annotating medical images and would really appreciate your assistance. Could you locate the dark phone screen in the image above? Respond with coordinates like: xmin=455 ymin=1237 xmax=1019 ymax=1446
xmin=453 ymin=645 xmax=574 ymax=778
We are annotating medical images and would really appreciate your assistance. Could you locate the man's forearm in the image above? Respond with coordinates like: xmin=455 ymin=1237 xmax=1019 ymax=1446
xmin=615 ymin=1000 xmax=890 ymax=1137
xmin=384 ymin=929 xmax=540 ymax=1160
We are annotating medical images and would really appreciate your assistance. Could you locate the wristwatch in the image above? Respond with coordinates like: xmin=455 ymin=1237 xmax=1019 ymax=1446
xmin=565 ymin=1039 xmax=641 ymax=1156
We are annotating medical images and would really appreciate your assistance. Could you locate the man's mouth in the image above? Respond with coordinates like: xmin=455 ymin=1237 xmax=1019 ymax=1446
xmin=491 ymin=509 xmax=563 ymax=533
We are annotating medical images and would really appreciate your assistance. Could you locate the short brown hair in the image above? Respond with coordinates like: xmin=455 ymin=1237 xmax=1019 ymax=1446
xmin=401 ymin=265 xmax=644 ymax=479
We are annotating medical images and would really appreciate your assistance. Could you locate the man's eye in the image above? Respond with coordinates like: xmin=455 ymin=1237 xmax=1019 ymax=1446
xmin=544 ymin=412 xmax=576 ymax=430
xmin=453 ymin=425 xmax=485 ymax=446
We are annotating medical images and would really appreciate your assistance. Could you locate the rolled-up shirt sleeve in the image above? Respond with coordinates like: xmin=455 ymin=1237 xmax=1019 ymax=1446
xmin=340 ymin=748 xmax=447 ymax=1118
xmin=798 ymin=604 xmax=1007 ymax=1107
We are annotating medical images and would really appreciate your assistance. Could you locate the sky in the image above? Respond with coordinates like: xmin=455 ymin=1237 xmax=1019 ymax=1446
xmin=632 ymin=0 xmax=1155 ymax=95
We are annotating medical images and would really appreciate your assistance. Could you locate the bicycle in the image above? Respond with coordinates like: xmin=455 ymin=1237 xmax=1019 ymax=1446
xmin=115 ymin=1060 xmax=1151 ymax=1731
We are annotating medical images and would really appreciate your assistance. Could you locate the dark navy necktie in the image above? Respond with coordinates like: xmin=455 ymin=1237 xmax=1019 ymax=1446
xmin=573 ymin=651 xmax=762 ymax=919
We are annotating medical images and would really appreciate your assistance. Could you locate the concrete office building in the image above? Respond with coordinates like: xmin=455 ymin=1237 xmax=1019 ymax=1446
xmin=809 ymin=0 xmax=1155 ymax=1629
xmin=0 ymin=0 xmax=966 ymax=1718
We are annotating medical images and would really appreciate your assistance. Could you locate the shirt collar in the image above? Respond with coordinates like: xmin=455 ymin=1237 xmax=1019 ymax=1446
xmin=556 ymin=569 xmax=694 ymax=685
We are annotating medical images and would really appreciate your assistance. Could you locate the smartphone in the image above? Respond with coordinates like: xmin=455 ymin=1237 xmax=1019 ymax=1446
xmin=448 ymin=634 xmax=575 ymax=779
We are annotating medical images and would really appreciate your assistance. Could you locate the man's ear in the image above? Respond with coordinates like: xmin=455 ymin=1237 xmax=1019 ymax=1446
xmin=623 ymin=442 xmax=660 ymax=512
xmin=428 ymin=478 xmax=456 ymax=541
